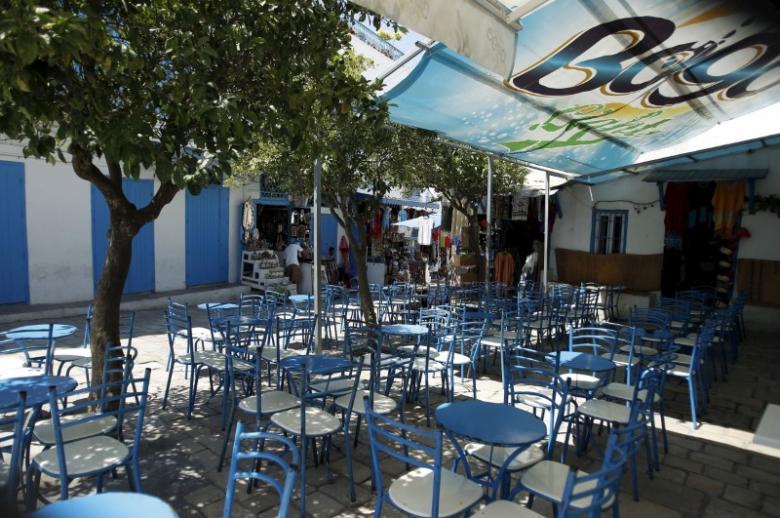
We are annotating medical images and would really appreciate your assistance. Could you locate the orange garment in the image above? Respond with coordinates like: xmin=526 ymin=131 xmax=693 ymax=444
xmin=712 ymin=181 xmax=745 ymax=238
xmin=494 ymin=251 xmax=515 ymax=285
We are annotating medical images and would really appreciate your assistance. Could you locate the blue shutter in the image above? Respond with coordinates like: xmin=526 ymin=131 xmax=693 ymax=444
xmin=319 ymin=213 xmax=338 ymax=256
xmin=91 ymin=179 xmax=156 ymax=294
xmin=186 ymin=185 xmax=229 ymax=286
xmin=0 ymin=161 xmax=29 ymax=304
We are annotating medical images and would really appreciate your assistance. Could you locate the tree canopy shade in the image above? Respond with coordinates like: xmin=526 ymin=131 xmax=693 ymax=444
xmin=237 ymin=68 xmax=414 ymax=323
xmin=0 ymin=0 xmax=378 ymax=384
xmin=404 ymin=131 xmax=527 ymax=273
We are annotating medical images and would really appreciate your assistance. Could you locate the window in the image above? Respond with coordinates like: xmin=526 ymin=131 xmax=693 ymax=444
xmin=590 ymin=209 xmax=627 ymax=254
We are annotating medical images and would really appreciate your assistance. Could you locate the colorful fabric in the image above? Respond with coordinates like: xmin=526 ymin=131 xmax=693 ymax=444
xmin=712 ymin=181 xmax=745 ymax=238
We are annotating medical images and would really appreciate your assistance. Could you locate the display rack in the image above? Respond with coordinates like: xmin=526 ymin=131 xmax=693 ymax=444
xmin=241 ymin=250 xmax=297 ymax=294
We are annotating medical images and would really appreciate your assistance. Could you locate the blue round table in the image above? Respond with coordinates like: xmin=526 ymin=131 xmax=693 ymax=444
xmin=33 ymin=492 xmax=176 ymax=518
xmin=280 ymin=354 xmax=353 ymax=375
xmin=5 ymin=324 xmax=77 ymax=341
xmin=3 ymin=324 xmax=79 ymax=370
xmin=436 ymin=400 xmax=546 ymax=447
xmin=436 ymin=400 xmax=546 ymax=498
xmin=212 ymin=315 xmax=267 ymax=327
xmin=0 ymin=375 xmax=77 ymax=407
xmin=546 ymin=351 xmax=615 ymax=372
xmin=382 ymin=324 xmax=429 ymax=337
xmin=289 ymin=294 xmax=314 ymax=304
xmin=197 ymin=302 xmax=239 ymax=311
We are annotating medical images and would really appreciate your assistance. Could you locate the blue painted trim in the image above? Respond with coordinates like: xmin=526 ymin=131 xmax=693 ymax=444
xmin=253 ymin=197 xmax=292 ymax=207
xmin=0 ymin=160 xmax=30 ymax=304
xmin=590 ymin=209 xmax=628 ymax=254
xmin=657 ymin=182 xmax=665 ymax=211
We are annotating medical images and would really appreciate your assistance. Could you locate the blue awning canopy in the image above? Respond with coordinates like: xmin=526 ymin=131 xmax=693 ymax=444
xmin=380 ymin=0 xmax=780 ymax=179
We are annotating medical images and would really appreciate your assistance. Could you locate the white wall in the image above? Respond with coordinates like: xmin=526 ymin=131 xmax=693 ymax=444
xmin=153 ymin=179 xmax=186 ymax=292
xmin=0 ymin=139 xmax=246 ymax=305
xmin=1 ymin=143 xmax=96 ymax=304
xmin=551 ymin=174 xmax=664 ymax=279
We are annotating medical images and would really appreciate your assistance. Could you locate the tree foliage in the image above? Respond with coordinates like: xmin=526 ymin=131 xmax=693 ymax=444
xmin=0 ymin=0 xmax=378 ymax=381
xmin=404 ymin=131 xmax=528 ymax=218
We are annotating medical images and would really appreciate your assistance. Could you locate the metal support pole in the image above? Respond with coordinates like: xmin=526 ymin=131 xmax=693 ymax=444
xmin=485 ymin=157 xmax=493 ymax=291
xmin=543 ymin=171 xmax=550 ymax=290
xmin=313 ymin=159 xmax=323 ymax=352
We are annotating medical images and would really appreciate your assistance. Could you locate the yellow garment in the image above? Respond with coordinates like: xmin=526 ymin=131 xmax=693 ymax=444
xmin=712 ymin=181 xmax=745 ymax=238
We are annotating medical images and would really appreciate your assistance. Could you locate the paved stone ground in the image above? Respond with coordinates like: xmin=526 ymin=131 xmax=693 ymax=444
xmin=3 ymin=306 xmax=780 ymax=517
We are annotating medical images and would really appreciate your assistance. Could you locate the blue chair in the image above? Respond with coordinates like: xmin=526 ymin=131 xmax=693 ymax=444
xmin=0 ymin=390 xmax=27 ymax=506
xmin=271 ymin=356 xmax=363 ymax=517
xmin=517 ymin=430 xmax=627 ymax=517
xmin=67 ymin=312 xmax=135 ymax=386
xmin=262 ymin=314 xmax=314 ymax=388
xmin=54 ymin=306 xmax=94 ymax=374
xmin=35 ymin=342 xmax=133 ymax=447
xmin=436 ymin=320 xmax=487 ymax=399
xmin=364 ymin=397 xmax=483 ymax=518
xmin=668 ymin=320 xmax=716 ymax=429
xmin=162 ymin=311 xmax=205 ymax=413
xmin=465 ymin=366 xmax=570 ymax=498
xmin=658 ymin=297 xmax=692 ymax=337
xmin=217 ymin=322 xmax=299 ymax=472
xmin=222 ymin=421 xmax=297 ymax=518
xmin=573 ymin=365 xmax=664 ymax=499
xmin=26 ymin=369 xmax=152 ymax=509
xmin=628 ymin=307 xmax=673 ymax=357
xmin=559 ymin=326 xmax=617 ymax=398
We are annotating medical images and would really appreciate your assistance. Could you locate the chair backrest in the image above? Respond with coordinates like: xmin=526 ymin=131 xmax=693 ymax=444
xmin=276 ymin=315 xmax=316 ymax=354
xmin=568 ymin=327 xmax=618 ymax=359
xmin=82 ymin=304 xmax=94 ymax=347
xmin=629 ymin=307 xmax=671 ymax=339
xmin=239 ymin=294 xmax=266 ymax=318
xmin=119 ymin=311 xmax=136 ymax=350
xmin=418 ymin=308 xmax=451 ymax=339
xmin=506 ymin=365 xmax=569 ymax=458
xmin=658 ymin=297 xmax=691 ymax=323
xmin=46 ymin=369 xmax=152 ymax=491
xmin=0 ymin=390 xmax=27 ymax=504
xmin=223 ymin=421 xmax=297 ymax=518
xmin=558 ymin=433 xmax=626 ymax=517
xmin=165 ymin=312 xmax=194 ymax=359
xmin=364 ymin=396 xmax=444 ymax=517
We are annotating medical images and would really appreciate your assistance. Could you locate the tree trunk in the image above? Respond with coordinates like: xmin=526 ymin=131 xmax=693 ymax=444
xmin=353 ymin=243 xmax=376 ymax=325
xmin=90 ymin=210 xmax=137 ymax=389
xmin=468 ymin=213 xmax=483 ymax=281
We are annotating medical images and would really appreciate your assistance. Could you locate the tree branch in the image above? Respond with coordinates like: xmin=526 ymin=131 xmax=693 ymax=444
xmin=107 ymin=159 xmax=123 ymax=188
xmin=137 ymin=181 xmax=180 ymax=224
xmin=69 ymin=143 xmax=125 ymax=209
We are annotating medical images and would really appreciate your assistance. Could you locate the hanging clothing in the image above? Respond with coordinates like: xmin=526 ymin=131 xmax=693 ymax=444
xmin=494 ymin=251 xmax=515 ymax=285
xmin=712 ymin=181 xmax=745 ymax=238
xmin=664 ymin=183 xmax=690 ymax=234
xmin=417 ymin=217 xmax=433 ymax=245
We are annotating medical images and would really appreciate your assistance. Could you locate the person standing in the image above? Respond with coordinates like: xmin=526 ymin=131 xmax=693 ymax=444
xmin=284 ymin=239 xmax=303 ymax=291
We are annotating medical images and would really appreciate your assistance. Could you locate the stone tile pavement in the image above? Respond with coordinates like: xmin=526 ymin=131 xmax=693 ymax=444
xmin=2 ymin=306 xmax=779 ymax=517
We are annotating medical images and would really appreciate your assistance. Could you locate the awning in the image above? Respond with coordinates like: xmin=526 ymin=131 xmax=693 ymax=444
xmin=393 ymin=213 xmax=442 ymax=228
xmin=643 ymin=168 xmax=768 ymax=183
xmin=374 ymin=0 xmax=780 ymax=178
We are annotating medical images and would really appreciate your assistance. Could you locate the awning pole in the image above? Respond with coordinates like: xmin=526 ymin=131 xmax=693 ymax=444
xmin=486 ymin=157 xmax=493 ymax=292
xmin=543 ymin=171 xmax=550 ymax=290
xmin=313 ymin=158 xmax=323 ymax=352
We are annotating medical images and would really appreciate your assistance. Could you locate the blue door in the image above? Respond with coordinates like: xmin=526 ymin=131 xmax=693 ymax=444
xmin=0 ymin=161 xmax=29 ymax=304
xmin=319 ymin=213 xmax=338 ymax=256
xmin=186 ymin=185 xmax=229 ymax=286
xmin=91 ymin=180 xmax=155 ymax=294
